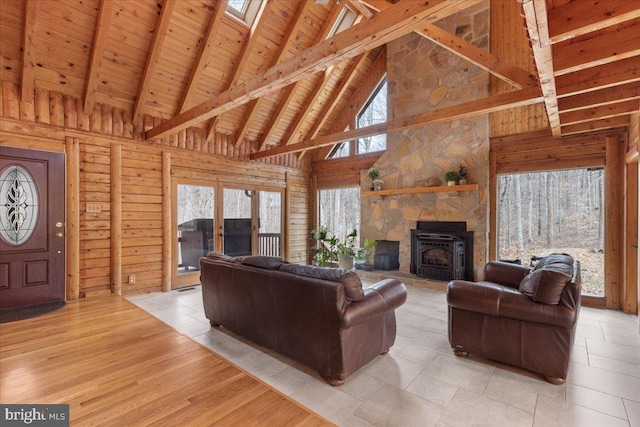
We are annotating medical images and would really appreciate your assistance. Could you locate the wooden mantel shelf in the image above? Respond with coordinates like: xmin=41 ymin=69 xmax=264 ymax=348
xmin=362 ymin=183 xmax=479 ymax=196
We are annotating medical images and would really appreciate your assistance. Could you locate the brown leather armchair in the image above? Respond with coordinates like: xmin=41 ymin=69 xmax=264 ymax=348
xmin=447 ymin=254 xmax=581 ymax=384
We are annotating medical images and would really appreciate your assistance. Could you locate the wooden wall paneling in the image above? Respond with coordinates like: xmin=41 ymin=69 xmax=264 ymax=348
xmin=111 ymin=143 xmax=122 ymax=295
xmin=162 ymin=150 xmax=171 ymax=292
xmin=66 ymin=137 xmax=80 ymax=300
xmin=120 ymin=143 xmax=163 ymax=293
xmin=605 ymin=135 xmax=624 ymax=310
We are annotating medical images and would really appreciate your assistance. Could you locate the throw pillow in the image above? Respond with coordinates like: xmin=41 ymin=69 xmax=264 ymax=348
xmin=278 ymin=264 xmax=365 ymax=301
xmin=241 ymin=256 xmax=283 ymax=270
xmin=519 ymin=254 xmax=574 ymax=304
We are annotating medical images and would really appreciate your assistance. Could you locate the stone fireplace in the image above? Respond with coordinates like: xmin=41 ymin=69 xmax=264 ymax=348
xmin=360 ymin=3 xmax=489 ymax=281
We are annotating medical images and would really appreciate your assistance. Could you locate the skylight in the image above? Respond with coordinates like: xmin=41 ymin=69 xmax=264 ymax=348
xmin=327 ymin=6 xmax=357 ymax=39
xmin=227 ymin=0 xmax=249 ymax=18
xmin=226 ymin=0 xmax=261 ymax=27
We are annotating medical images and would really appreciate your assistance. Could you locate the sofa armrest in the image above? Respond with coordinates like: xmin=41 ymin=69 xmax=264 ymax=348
xmin=447 ymin=280 xmax=578 ymax=328
xmin=342 ymin=279 xmax=407 ymax=328
xmin=483 ymin=261 xmax=532 ymax=289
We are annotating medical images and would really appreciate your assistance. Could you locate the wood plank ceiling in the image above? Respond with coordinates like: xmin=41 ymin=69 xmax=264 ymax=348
xmin=1 ymin=0 xmax=639 ymax=161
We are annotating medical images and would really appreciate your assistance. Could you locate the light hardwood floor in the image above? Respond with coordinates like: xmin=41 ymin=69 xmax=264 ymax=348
xmin=0 ymin=296 xmax=332 ymax=426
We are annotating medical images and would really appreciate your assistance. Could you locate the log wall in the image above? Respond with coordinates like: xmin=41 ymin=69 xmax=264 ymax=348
xmin=0 ymin=81 xmax=311 ymax=297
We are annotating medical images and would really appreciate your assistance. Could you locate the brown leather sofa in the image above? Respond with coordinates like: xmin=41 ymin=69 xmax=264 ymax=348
xmin=200 ymin=253 xmax=407 ymax=385
xmin=447 ymin=254 xmax=581 ymax=384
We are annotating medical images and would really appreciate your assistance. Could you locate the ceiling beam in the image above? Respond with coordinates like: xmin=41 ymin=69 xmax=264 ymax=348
xmin=21 ymin=0 xmax=40 ymax=102
xmin=561 ymin=115 xmax=630 ymax=136
xmin=257 ymin=3 xmax=345 ymax=151
xmin=521 ymin=0 xmax=561 ymax=136
xmin=363 ymin=0 xmax=537 ymax=89
xmin=558 ymin=82 xmax=640 ymax=113
xmin=548 ymin=0 xmax=640 ymax=44
xmin=132 ymin=0 xmax=177 ymax=123
xmin=234 ymin=1 xmax=314 ymax=146
xmin=560 ymin=99 xmax=640 ymax=126
xmin=84 ymin=0 xmax=114 ymax=115
xmin=553 ymin=19 xmax=640 ymax=76
xmin=556 ymin=56 xmax=640 ymax=98
xmin=146 ymin=0 xmax=482 ymax=141
xmin=177 ymin=0 xmax=227 ymax=114
xmin=252 ymin=86 xmax=543 ymax=159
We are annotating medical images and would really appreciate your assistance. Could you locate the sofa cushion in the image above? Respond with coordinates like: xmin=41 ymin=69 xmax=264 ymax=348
xmin=278 ymin=264 xmax=365 ymax=301
xmin=241 ymin=256 xmax=284 ymax=270
xmin=519 ymin=254 xmax=574 ymax=304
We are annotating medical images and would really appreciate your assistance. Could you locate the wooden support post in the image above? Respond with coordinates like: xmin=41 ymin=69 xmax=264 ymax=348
xmin=162 ymin=151 xmax=172 ymax=292
xmin=489 ymin=150 xmax=498 ymax=263
xmin=605 ymin=135 xmax=624 ymax=310
xmin=111 ymin=143 xmax=122 ymax=295
xmin=623 ymin=160 xmax=638 ymax=314
xmin=66 ymin=137 xmax=80 ymax=300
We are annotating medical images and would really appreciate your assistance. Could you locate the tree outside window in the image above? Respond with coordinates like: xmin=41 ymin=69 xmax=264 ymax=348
xmin=357 ymin=78 xmax=387 ymax=154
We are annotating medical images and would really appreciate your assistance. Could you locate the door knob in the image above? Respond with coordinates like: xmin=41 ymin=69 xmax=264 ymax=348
xmin=55 ymin=232 xmax=64 ymax=238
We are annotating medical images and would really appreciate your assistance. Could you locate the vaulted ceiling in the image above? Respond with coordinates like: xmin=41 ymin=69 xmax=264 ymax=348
xmin=1 ymin=0 xmax=639 ymax=161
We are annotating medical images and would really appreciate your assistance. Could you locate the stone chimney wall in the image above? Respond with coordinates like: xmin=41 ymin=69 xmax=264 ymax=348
xmin=360 ymin=2 xmax=490 ymax=279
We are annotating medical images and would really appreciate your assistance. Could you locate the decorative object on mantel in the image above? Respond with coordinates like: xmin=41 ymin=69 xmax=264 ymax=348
xmin=444 ymin=171 xmax=459 ymax=186
xmin=367 ymin=168 xmax=383 ymax=191
xmin=458 ymin=165 xmax=468 ymax=185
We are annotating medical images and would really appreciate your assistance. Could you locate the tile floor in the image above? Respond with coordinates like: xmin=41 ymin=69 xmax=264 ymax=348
xmin=128 ymin=282 xmax=640 ymax=427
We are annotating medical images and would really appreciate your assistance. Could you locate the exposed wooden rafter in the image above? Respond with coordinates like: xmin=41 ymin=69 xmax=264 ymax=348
xmin=132 ymin=0 xmax=177 ymax=123
xmin=146 ymin=0 xmax=483 ymax=141
xmin=553 ymin=19 xmax=640 ymax=76
xmin=252 ymin=86 xmax=543 ymax=159
xmin=307 ymin=52 xmax=372 ymax=141
xmin=233 ymin=1 xmax=313 ymax=146
xmin=558 ymin=82 xmax=640 ymax=113
xmin=84 ymin=0 xmax=114 ymax=115
xmin=21 ymin=0 xmax=40 ymax=102
xmin=548 ymin=0 xmax=640 ymax=44
xmin=556 ymin=56 xmax=640 ymax=98
xmin=256 ymin=2 xmax=345 ymax=151
xmin=283 ymin=69 xmax=333 ymax=146
xmin=560 ymin=99 xmax=640 ymax=126
xmin=521 ymin=0 xmax=561 ymax=136
xmin=177 ymin=0 xmax=227 ymax=114
xmin=207 ymin=0 xmax=268 ymax=142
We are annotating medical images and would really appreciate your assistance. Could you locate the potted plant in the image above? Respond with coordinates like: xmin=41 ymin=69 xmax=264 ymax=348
xmin=367 ymin=168 xmax=380 ymax=191
xmin=336 ymin=229 xmax=359 ymax=269
xmin=458 ymin=165 xmax=468 ymax=185
xmin=444 ymin=171 xmax=459 ymax=186
xmin=310 ymin=225 xmax=338 ymax=266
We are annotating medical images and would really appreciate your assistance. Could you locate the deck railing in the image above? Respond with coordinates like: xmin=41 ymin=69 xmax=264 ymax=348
xmin=258 ymin=233 xmax=281 ymax=257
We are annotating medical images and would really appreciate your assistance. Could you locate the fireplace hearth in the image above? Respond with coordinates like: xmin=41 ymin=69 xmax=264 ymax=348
xmin=410 ymin=221 xmax=474 ymax=281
